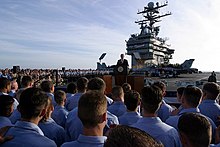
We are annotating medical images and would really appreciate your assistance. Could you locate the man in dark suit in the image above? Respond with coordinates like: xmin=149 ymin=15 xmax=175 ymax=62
xmin=117 ymin=54 xmax=129 ymax=67
xmin=116 ymin=53 xmax=129 ymax=75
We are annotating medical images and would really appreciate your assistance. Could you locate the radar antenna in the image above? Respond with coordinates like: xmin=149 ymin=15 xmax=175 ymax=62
xmin=136 ymin=1 xmax=172 ymax=36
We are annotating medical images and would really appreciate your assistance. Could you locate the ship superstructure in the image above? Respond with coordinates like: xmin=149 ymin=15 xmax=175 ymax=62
xmin=126 ymin=1 xmax=174 ymax=70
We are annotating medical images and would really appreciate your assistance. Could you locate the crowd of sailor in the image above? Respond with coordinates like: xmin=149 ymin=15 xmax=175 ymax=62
xmin=62 ymin=69 xmax=110 ymax=77
xmin=0 ymin=70 xmax=220 ymax=147
xmin=0 ymin=68 xmax=111 ymax=87
xmin=0 ymin=68 xmax=110 ymax=79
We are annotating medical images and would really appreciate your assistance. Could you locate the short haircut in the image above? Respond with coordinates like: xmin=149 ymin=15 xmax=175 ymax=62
xmin=177 ymin=87 xmax=185 ymax=96
xmin=41 ymin=80 xmax=54 ymax=92
xmin=124 ymin=90 xmax=141 ymax=111
xmin=202 ymin=82 xmax=220 ymax=100
xmin=182 ymin=86 xmax=202 ymax=107
xmin=76 ymin=77 xmax=88 ymax=91
xmin=66 ymin=82 xmax=77 ymax=94
xmin=104 ymin=125 xmax=163 ymax=147
xmin=19 ymin=87 xmax=48 ymax=119
xmin=87 ymin=77 xmax=106 ymax=92
xmin=178 ymin=113 xmax=211 ymax=147
xmin=54 ymin=90 xmax=66 ymax=105
xmin=152 ymin=81 xmax=166 ymax=92
xmin=0 ymin=77 xmax=11 ymax=89
xmin=78 ymin=90 xmax=107 ymax=128
xmin=11 ymin=80 xmax=18 ymax=90
xmin=0 ymin=95 xmax=14 ymax=116
xmin=41 ymin=97 xmax=53 ymax=122
xmin=122 ymin=83 xmax=131 ymax=93
xmin=111 ymin=86 xmax=124 ymax=100
xmin=141 ymin=86 xmax=163 ymax=113
xmin=21 ymin=76 xmax=32 ymax=87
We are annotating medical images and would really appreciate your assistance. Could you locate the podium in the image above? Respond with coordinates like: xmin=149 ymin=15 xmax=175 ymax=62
xmin=127 ymin=76 xmax=144 ymax=94
xmin=114 ymin=65 xmax=128 ymax=86
xmin=102 ymin=75 xmax=112 ymax=94
xmin=114 ymin=65 xmax=128 ymax=75
xmin=113 ymin=66 xmax=144 ymax=93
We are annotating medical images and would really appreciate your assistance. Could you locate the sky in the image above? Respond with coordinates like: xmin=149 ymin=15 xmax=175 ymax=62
xmin=0 ymin=0 xmax=220 ymax=71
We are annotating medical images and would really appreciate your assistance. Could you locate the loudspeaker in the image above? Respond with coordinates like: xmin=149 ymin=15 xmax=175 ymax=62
xmin=13 ymin=66 xmax=20 ymax=74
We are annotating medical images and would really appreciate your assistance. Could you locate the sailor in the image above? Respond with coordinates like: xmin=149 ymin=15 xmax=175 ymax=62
xmin=132 ymin=86 xmax=181 ymax=147
xmin=166 ymin=86 xmax=217 ymax=142
xmin=51 ymin=90 xmax=69 ymax=128
xmin=65 ymin=77 xmax=88 ymax=111
xmin=107 ymin=86 xmax=126 ymax=117
xmin=208 ymin=71 xmax=217 ymax=83
xmin=199 ymin=82 xmax=220 ymax=126
xmin=152 ymin=81 xmax=175 ymax=122
xmin=1 ymin=88 xmax=56 ymax=147
xmin=65 ymin=77 xmax=118 ymax=141
xmin=118 ymin=90 xmax=142 ymax=126
xmin=62 ymin=91 xmax=107 ymax=147
xmin=178 ymin=113 xmax=212 ymax=147
xmin=38 ymin=97 xmax=65 ymax=146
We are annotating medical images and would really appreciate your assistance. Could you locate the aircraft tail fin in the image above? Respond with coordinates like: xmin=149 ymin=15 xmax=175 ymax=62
xmin=181 ymin=59 xmax=194 ymax=69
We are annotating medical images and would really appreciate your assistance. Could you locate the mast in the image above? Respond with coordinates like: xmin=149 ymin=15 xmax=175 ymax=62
xmin=126 ymin=1 xmax=174 ymax=70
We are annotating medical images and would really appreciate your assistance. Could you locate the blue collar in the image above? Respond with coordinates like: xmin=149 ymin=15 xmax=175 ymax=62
xmin=202 ymin=99 xmax=216 ymax=103
xmin=138 ymin=117 xmax=162 ymax=123
xmin=77 ymin=134 xmax=107 ymax=144
xmin=179 ymin=108 xmax=200 ymax=115
xmin=15 ymin=121 xmax=44 ymax=136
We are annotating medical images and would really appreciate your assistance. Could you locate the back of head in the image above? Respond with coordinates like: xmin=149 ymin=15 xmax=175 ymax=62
xmin=178 ymin=113 xmax=211 ymax=147
xmin=182 ymin=86 xmax=202 ymax=107
xmin=177 ymin=87 xmax=185 ymax=102
xmin=124 ymin=90 xmax=141 ymax=111
xmin=41 ymin=80 xmax=54 ymax=93
xmin=11 ymin=79 xmax=18 ymax=91
xmin=54 ymin=90 xmax=66 ymax=105
xmin=111 ymin=86 xmax=124 ymax=101
xmin=41 ymin=97 xmax=53 ymax=122
xmin=202 ymin=82 xmax=220 ymax=100
xmin=76 ymin=77 xmax=89 ymax=92
xmin=0 ymin=95 xmax=14 ymax=117
xmin=104 ymin=125 xmax=163 ymax=147
xmin=78 ymin=90 xmax=107 ymax=128
xmin=0 ymin=77 xmax=11 ymax=90
xmin=21 ymin=75 xmax=32 ymax=88
xmin=177 ymin=87 xmax=185 ymax=96
xmin=87 ymin=77 xmax=106 ymax=93
xmin=122 ymin=83 xmax=131 ymax=93
xmin=19 ymin=87 xmax=48 ymax=119
xmin=66 ymin=82 xmax=77 ymax=94
xmin=152 ymin=81 xmax=166 ymax=95
xmin=141 ymin=86 xmax=163 ymax=113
